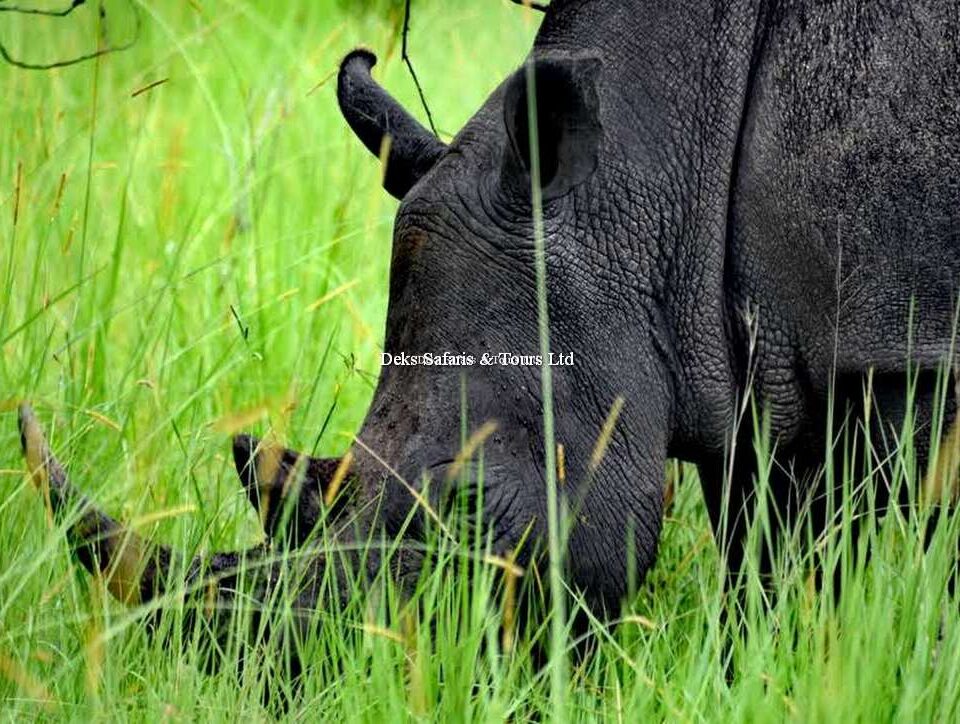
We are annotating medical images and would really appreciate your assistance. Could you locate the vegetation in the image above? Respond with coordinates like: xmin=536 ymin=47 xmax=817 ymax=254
xmin=1 ymin=2 xmax=959 ymax=720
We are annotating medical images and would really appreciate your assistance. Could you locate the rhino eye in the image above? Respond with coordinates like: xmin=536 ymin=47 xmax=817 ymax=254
xmin=396 ymin=229 xmax=428 ymax=257
xmin=391 ymin=229 xmax=428 ymax=293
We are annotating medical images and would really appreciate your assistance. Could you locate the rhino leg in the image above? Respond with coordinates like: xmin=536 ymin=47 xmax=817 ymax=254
xmin=231 ymin=434 xmax=354 ymax=547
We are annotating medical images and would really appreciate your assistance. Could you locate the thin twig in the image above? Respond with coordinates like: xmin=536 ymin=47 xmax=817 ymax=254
xmin=401 ymin=0 xmax=438 ymax=137
xmin=130 ymin=76 xmax=168 ymax=98
xmin=0 ymin=0 xmax=140 ymax=70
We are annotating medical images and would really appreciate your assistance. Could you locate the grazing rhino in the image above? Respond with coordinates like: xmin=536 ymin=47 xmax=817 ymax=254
xmin=17 ymin=0 xmax=960 ymax=666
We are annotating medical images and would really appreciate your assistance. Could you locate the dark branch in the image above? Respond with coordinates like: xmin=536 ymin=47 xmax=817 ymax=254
xmin=0 ymin=0 xmax=140 ymax=70
xmin=0 ymin=0 xmax=86 ymax=17
xmin=401 ymin=0 xmax=438 ymax=137
xmin=508 ymin=0 xmax=549 ymax=11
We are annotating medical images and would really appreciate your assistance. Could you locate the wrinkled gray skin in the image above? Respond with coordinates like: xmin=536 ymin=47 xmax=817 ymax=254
xmin=345 ymin=0 xmax=960 ymax=600
xmin=19 ymin=0 xmax=960 ymax=675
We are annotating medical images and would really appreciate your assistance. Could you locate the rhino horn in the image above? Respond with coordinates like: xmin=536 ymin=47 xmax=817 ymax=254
xmin=337 ymin=49 xmax=447 ymax=200
xmin=232 ymin=434 xmax=353 ymax=546
xmin=18 ymin=404 xmax=182 ymax=605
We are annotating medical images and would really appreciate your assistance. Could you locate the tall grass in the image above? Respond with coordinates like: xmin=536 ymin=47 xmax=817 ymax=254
xmin=2 ymin=2 xmax=960 ymax=721
xmin=522 ymin=46 xmax=568 ymax=724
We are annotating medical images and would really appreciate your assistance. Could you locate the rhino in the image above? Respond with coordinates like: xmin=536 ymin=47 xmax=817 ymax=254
xmin=17 ymin=0 xmax=960 ymax=668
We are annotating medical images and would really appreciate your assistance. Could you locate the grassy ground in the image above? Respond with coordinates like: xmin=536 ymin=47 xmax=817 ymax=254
xmin=2 ymin=2 xmax=960 ymax=720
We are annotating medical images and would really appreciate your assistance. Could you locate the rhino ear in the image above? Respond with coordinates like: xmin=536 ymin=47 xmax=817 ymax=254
xmin=337 ymin=49 xmax=448 ymax=200
xmin=502 ymin=55 xmax=602 ymax=201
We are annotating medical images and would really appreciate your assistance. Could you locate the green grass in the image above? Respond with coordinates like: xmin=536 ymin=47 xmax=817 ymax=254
xmin=2 ymin=2 xmax=960 ymax=720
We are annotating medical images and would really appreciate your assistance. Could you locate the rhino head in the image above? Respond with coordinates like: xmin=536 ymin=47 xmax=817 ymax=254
xmin=334 ymin=48 xmax=672 ymax=610
xmin=17 ymin=40 xmax=684 ymax=664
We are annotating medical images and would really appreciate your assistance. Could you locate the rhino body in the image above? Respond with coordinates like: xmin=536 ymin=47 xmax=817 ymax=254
xmin=18 ymin=0 xmax=960 ymax=669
